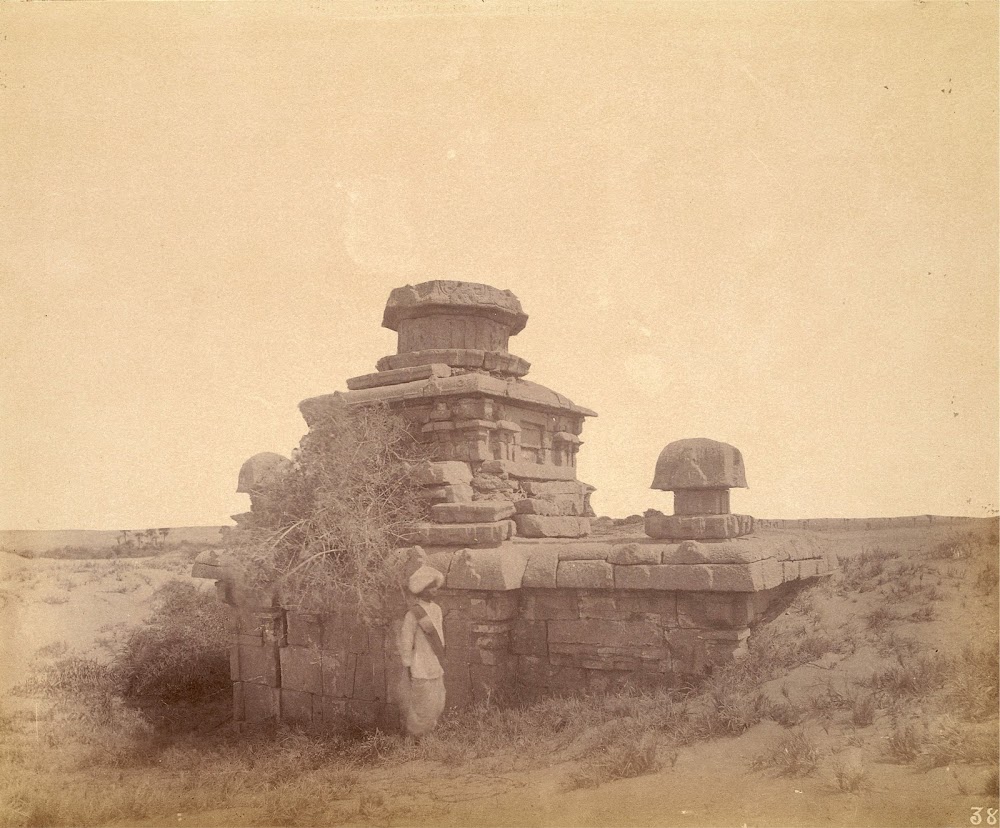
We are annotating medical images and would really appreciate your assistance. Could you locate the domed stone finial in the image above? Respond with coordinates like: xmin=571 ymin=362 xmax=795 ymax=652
xmin=237 ymin=452 xmax=293 ymax=495
xmin=646 ymin=438 xmax=753 ymax=540
xmin=375 ymin=280 xmax=531 ymax=377
xmin=382 ymin=281 xmax=527 ymax=338
xmin=651 ymin=438 xmax=747 ymax=492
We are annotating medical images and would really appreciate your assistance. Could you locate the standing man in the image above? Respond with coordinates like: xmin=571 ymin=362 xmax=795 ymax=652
xmin=397 ymin=565 xmax=446 ymax=739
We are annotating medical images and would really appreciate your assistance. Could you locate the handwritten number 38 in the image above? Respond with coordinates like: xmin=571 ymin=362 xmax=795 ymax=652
xmin=971 ymin=808 xmax=999 ymax=825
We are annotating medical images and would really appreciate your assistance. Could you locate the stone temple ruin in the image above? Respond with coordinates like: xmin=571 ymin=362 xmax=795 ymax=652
xmin=194 ymin=280 xmax=834 ymax=729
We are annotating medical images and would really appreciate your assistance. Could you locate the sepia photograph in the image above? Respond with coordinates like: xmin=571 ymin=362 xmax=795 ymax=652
xmin=1 ymin=1 xmax=997 ymax=826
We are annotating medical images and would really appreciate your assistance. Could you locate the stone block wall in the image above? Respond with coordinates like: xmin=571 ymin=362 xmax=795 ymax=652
xmin=225 ymin=588 xmax=525 ymax=730
xmin=228 ymin=604 xmax=402 ymax=731
xmin=203 ymin=530 xmax=834 ymax=730
xmin=513 ymin=588 xmax=785 ymax=698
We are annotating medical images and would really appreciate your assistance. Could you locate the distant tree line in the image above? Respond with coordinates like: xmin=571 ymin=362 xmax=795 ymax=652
xmin=115 ymin=527 xmax=171 ymax=551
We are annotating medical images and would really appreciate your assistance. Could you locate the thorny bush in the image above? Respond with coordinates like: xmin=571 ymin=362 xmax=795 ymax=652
xmin=228 ymin=401 xmax=428 ymax=622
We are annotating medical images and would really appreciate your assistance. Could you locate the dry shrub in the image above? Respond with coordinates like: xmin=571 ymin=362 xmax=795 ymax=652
xmin=918 ymin=717 xmax=998 ymax=769
xmin=865 ymin=607 xmax=896 ymax=635
xmin=229 ymin=401 xmax=428 ymax=622
xmin=975 ymin=560 xmax=998 ymax=596
xmin=947 ymin=646 xmax=1000 ymax=723
xmin=19 ymin=656 xmax=114 ymax=698
xmin=770 ymin=701 xmax=803 ymax=728
xmin=114 ymin=581 xmax=231 ymax=703
xmin=751 ymin=728 xmax=820 ymax=777
xmin=253 ymin=773 xmax=359 ymax=827
xmin=984 ymin=769 xmax=1000 ymax=797
xmin=872 ymin=630 xmax=920 ymax=658
xmin=832 ymin=755 xmax=869 ymax=792
xmin=929 ymin=531 xmax=982 ymax=560
xmin=885 ymin=722 xmax=925 ymax=763
xmin=838 ymin=547 xmax=899 ymax=592
xmin=866 ymin=654 xmax=950 ymax=698
xmin=690 ymin=688 xmax=776 ymax=739
xmin=564 ymin=719 xmax=661 ymax=790
xmin=18 ymin=580 xmax=230 ymax=718
xmin=851 ymin=694 xmax=876 ymax=727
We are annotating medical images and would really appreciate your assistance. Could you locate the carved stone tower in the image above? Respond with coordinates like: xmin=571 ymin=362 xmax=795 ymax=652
xmin=298 ymin=281 xmax=597 ymax=541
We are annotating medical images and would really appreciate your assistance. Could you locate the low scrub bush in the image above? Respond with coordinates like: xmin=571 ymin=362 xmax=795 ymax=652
xmin=342 ymin=729 xmax=406 ymax=767
xmin=864 ymin=607 xmax=896 ymax=635
xmin=851 ymin=694 xmax=876 ymax=727
xmin=253 ymin=773 xmax=360 ymax=827
xmin=975 ymin=561 xmax=998 ymax=596
xmin=114 ymin=581 xmax=231 ymax=703
xmin=564 ymin=719 xmax=660 ymax=790
xmin=929 ymin=532 xmax=980 ymax=560
xmin=769 ymin=701 xmax=803 ymax=728
xmin=690 ymin=688 xmax=776 ymax=739
xmin=425 ymin=696 xmax=580 ymax=765
xmin=895 ymin=560 xmax=926 ymax=578
xmin=918 ymin=717 xmax=998 ymax=769
xmin=751 ymin=729 xmax=820 ymax=777
xmin=18 ymin=580 xmax=230 ymax=709
xmin=838 ymin=547 xmax=899 ymax=592
xmin=865 ymin=654 xmax=950 ymax=698
xmin=985 ymin=769 xmax=1000 ymax=797
xmin=946 ymin=646 xmax=1000 ymax=723
xmin=832 ymin=756 xmax=869 ymax=792
xmin=885 ymin=722 xmax=925 ymax=763
xmin=872 ymin=630 xmax=920 ymax=658
xmin=20 ymin=655 xmax=116 ymax=698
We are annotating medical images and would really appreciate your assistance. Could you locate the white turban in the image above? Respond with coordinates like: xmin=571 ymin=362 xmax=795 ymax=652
xmin=408 ymin=565 xmax=444 ymax=595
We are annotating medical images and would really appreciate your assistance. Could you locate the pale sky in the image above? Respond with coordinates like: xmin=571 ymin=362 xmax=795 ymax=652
xmin=2 ymin=1 xmax=997 ymax=530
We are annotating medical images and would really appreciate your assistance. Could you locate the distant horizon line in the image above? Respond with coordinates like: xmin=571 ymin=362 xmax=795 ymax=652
xmin=2 ymin=514 xmax=997 ymax=534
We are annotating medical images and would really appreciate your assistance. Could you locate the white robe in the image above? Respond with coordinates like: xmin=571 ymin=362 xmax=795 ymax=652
xmin=396 ymin=600 xmax=446 ymax=736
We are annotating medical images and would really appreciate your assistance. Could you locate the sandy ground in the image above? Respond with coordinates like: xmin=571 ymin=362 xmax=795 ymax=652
xmin=0 ymin=551 xmax=211 ymax=694
xmin=1 ymin=524 xmax=997 ymax=828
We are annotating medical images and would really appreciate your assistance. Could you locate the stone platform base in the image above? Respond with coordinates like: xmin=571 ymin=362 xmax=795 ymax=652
xmin=195 ymin=529 xmax=834 ymax=730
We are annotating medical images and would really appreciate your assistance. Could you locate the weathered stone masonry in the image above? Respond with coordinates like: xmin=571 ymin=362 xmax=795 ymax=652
xmin=195 ymin=280 xmax=833 ymax=729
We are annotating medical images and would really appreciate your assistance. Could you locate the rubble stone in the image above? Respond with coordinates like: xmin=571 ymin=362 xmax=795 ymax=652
xmin=514 ymin=498 xmax=571 ymax=516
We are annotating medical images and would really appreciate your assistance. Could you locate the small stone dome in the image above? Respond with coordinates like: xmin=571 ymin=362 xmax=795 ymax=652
xmin=651 ymin=438 xmax=747 ymax=491
xmin=236 ymin=452 xmax=293 ymax=494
